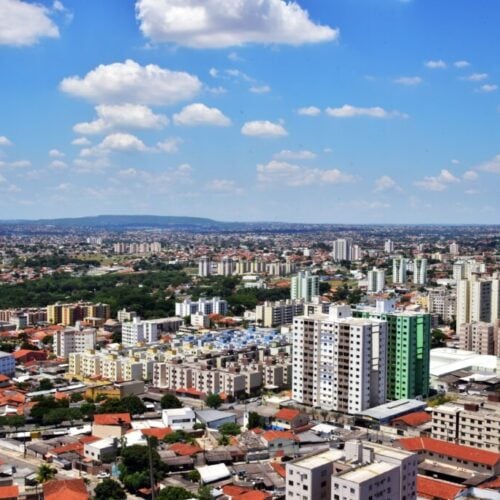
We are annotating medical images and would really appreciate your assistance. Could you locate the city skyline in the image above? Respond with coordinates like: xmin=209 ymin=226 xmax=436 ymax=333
xmin=1 ymin=0 xmax=500 ymax=223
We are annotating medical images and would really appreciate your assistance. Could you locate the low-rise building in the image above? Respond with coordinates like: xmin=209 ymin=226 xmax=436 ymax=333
xmin=162 ymin=407 xmax=196 ymax=430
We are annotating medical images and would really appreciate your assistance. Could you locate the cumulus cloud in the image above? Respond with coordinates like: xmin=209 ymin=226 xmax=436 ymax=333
xmin=478 ymin=84 xmax=497 ymax=93
xmin=157 ymin=137 xmax=183 ymax=153
xmin=454 ymin=60 xmax=470 ymax=68
xmin=414 ymin=169 xmax=460 ymax=191
xmin=207 ymin=179 xmax=241 ymax=193
xmin=48 ymin=148 xmax=65 ymax=157
xmin=173 ymin=103 xmax=231 ymax=127
xmin=0 ymin=159 xmax=31 ymax=169
xmin=325 ymin=105 xmax=408 ymax=119
xmin=71 ymin=137 xmax=91 ymax=146
xmin=241 ymin=120 xmax=287 ymax=138
xmin=0 ymin=0 xmax=59 ymax=46
xmin=394 ymin=76 xmax=422 ymax=86
xmin=73 ymin=104 xmax=168 ymax=135
xmin=460 ymin=73 xmax=488 ymax=81
xmin=49 ymin=160 xmax=68 ymax=170
xmin=477 ymin=154 xmax=500 ymax=173
xmin=60 ymin=59 xmax=202 ymax=105
xmin=250 ymin=85 xmax=271 ymax=94
xmin=462 ymin=170 xmax=478 ymax=181
xmin=0 ymin=136 xmax=12 ymax=146
xmin=257 ymin=160 xmax=355 ymax=187
xmin=374 ymin=175 xmax=402 ymax=192
xmin=425 ymin=59 xmax=447 ymax=69
xmin=80 ymin=132 xmax=149 ymax=157
xmin=274 ymin=149 xmax=316 ymax=160
xmin=135 ymin=0 xmax=338 ymax=48
xmin=297 ymin=106 xmax=321 ymax=116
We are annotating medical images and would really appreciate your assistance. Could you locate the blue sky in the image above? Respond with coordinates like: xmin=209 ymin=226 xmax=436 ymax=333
xmin=0 ymin=0 xmax=499 ymax=223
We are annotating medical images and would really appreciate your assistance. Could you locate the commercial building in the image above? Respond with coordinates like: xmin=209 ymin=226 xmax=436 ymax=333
xmin=162 ymin=407 xmax=196 ymax=430
xmin=354 ymin=302 xmax=431 ymax=400
xmin=290 ymin=271 xmax=319 ymax=302
xmin=255 ymin=299 xmax=304 ymax=327
xmin=0 ymin=351 xmax=15 ymax=377
xmin=53 ymin=326 xmax=96 ymax=359
xmin=367 ymin=267 xmax=385 ymax=293
xmin=292 ymin=305 xmax=387 ymax=413
xmin=392 ymin=258 xmax=407 ymax=285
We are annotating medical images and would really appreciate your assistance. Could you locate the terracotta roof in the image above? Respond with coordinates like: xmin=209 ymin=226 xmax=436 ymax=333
xmin=0 ymin=375 xmax=11 ymax=383
xmin=43 ymin=479 xmax=89 ymax=500
xmin=169 ymin=442 xmax=202 ymax=456
xmin=416 ymin=476 xmax=465 ymax=499
xmin=141 ymin=427 xmax=173 ymax=439
xmin=479 ymin=478 xmax=500 ymax=490
xmin=222 ymin=485 xmax=251 ymax=496
xmin=262 ymin=430 xmax=297 ymax=443
xmin=93 ymin=413 xmax=131 ymax=426
xmin=398 ymin=437 xmax=500 ymax=467
xmin=274 ymin=408 xmax=301 ymax=421
xmin=48 ymin=442 xmax=84 ymax=456
xmin=0 ymin=484 xmax=19 ymax=499
xmin=234 ymin=492 xmax=272 ymax=500
xmin=392 ymin=411 xmax=432 ymax=427
xmin=271 ymin=462 xmax=286 ymax=478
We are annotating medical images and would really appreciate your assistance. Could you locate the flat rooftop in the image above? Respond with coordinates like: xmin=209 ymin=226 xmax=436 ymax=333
xmin=292 ymin=449 xmax=344 ymax=470
xmin=337 ymin=461 xmax=397 ymax=483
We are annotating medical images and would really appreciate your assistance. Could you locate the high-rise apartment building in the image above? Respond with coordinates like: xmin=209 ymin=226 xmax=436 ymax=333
xmin=47 ymin=302 xmax=110 ymax=326
xmin=456 ymin=275 xmax=500 ymax=327
xmin=175 ymin=297 xmax=228 ymax=318
xmin=459 ymin=322 xmax=496 ymax=355
xmin=428 ymin=289 xmax=456 ymax=322
xmin=354 ymin=302 xmax=431 ymax=400
xmin=367 ymin=267 xmax=385 ymax=293
xmin=290 ymin=271 xmax=319 ymax=302
xmin=218 ymin=256 xmax=234 ymax=276
xmin=392 ymin=258 xmax=407 ymax=285
xmin=332 ymin=238 xmax=353 ymax=262
xmin=198 ymin=256 xmax=211 ymax=277
xmin=54 ymin=327 xmax=97 ymax=359
xmin=413 ymin=258 xmax=428 ymax=285
xmin=255 ymin=299 xmax=304 ymax=327
xmin=384 ymin=239 xmax=394 ymax=253
xmin=449 ymin=242 xmax=460 ymax=255
xmin=292 ymin=306 xmax=387 ymax=414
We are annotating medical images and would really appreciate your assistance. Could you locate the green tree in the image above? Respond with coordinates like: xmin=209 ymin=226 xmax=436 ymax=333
xmin=94 ymin=478 xmax=126 ymax=500
xmin=96 ymin=395 xmax=146 ymax=415
xmin=70 ymin=392 xmax=84 ymax=403
xmin=198 ymin=486 xmax=212 ymax=500
xmin=187 ymin=469 xmax=200 ymax=482
xmin=431 ymin=329 xmax=447 ymax=348
xmin=157 ymin=486 xmax=193 ymax=500
xmin=205 ymin=393 xmax=222 ymax=409
xmin=247 ymin=411 xmax=264 ymax=429
xmin=160 ymin=393 xmax=183 ymax=409
xmin=218 ymin=422 xmax=241 ymax=436
xmin=38 ymin=378 xmax=54 ymax=391
xmin=36 ymin=463 xmax=56 ymax=483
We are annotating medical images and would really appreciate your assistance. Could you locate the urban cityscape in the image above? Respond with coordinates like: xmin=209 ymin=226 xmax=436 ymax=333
xmin=0 ymin=1 xmax=499 ymax=500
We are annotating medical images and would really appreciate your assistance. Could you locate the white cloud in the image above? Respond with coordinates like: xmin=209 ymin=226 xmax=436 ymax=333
xmin=477 ymin=154 xmax=500 ymax=173
xmin=207 ymin=179 xmax=241 ymax=193
xmin=71 ymin=137 xmax=91 ymax=146
xmin=48 ymin=148 xmax=65 ymax=158
xmin=73 ymin=103 xmax=168 ymax=135
xmin=49 ymin=160 xmax=68 ymax=170
xmin=460 ymin=73 xmax=488 ymax=81
xmin=374 ymin=175 xmax=402 ymax=192
xmin=225 ymin=68 xmax=254 ymax=82
xmin=209 ymin=68 xmax=218 ymax=78
xmin=135 ymin=0 xmax=338 ymax=48
xmin=206 ymin=86 xmax=226 ymax=94
xmin=451 ymin=159 xmax=460 ymax=165
xmin=0 ymin=159 xmax=31 ymax=169
xmin=325 ymin=105 xmax=408 ymax=119
xmin=0 ymin=136 xmax=12 ymax=146
xmin=173 ymin=103 xmax=231 ymax=127
xmin=81 ymin=133 xmax=149 ymax=157
xmin=257 ymin=160 xmax=355 ymax=187
xmin=241 ymin=120 xmax=287 ymax=138
xmin=60 ymin=59 xmax=202 ymax=105
xmin=297 ymin=106 xmax=321 ymax=116
xmin=425 ymin=59 xmax=447 ymax=69
xmin=0 ymin=173 xmax=6 ymax=183
xmin=250 ymin=85 xmax=271 ymax=94
xmin=394 ymin=76 xmax=422 ymax=86
xmin=0 ymin=0 xmax=59 ymax=46
xmin=454 ymin=60 xmax=470 ymax=68
xmin=414 ymin=169 xmax=460 ymax=191
xmin=274 ymin=149 xmax=316 ymax=160
xmin=463 ymin=170 xmax=478 ymax=181
xmin=478 ymin=84 xmax=497 ymax=93
xmin=157 ymin=137 xmax=183 ymax=153
xmin=228 ymin=51 xmax=244 ymax=62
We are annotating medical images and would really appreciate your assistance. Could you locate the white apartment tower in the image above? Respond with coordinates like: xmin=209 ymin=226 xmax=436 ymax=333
xmin=122 ymin=317 xmax=159 ymax=346
xmin=54 ymin=327 xmax=96 ymax=359
xmin=291 ymin=271 xmax=320 ymax=302
xmin=384 ymin=239 xmax=394 ymax=253
xmin=450 ymin=242 xmax=460 ymax=255
xmin=198 ymin=256 xmax=211 ymax=277
xmin=456 ymin=275 xmax=500 ymax=327
xmin=332 ymin=238 xmax=353 ymax=262
xmin=218 ymin=256 xmax=234 ymax=276
xmin=292 ymin=306 xmax=387 ymax=414
xmin=367 ymin=268 xmax=385 ymax=293
xmin=413 ymin=258 xmax=428 ymax=285
xmin=392 ymin=258 xmax=407 ymax=285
